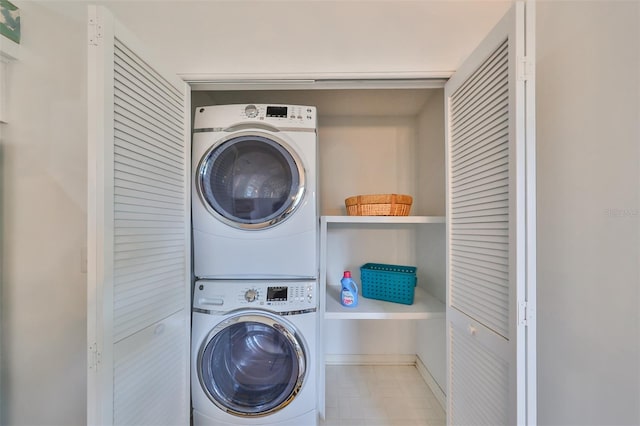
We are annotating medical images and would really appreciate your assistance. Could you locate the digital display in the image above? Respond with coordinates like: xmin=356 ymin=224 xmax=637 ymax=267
xmin=267 ymin=286 xmax=288 ymax=301
xmin=266 ymin=106 xmax=288 ymax=118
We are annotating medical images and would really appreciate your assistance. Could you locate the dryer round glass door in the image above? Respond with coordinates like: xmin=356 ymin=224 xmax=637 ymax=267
xmin=197 ymin=133 xmax=306 ymax=230
xmin=197 ymin=312 xmax=308 ymax=417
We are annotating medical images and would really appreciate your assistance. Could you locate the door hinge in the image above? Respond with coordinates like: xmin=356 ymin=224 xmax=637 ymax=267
xmin=88 ymin=343 xmax=101 ymax=371
xmin=518 ymin=301 xmax=529 ymax=326
xmin=517 ymin=56 xmax=534 ymax=81
xmin=88 ymin=17 xmax=103 ymax=46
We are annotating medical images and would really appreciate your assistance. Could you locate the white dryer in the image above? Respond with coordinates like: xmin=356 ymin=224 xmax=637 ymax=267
xmin=192 ymin=104 xmax=318 ymax=279
xmin=191 ymin=280 xmax=317 ymax=426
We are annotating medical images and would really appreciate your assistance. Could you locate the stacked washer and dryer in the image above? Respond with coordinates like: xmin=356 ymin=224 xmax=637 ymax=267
xmin=191 ymin=104 xmax=319 ymax=426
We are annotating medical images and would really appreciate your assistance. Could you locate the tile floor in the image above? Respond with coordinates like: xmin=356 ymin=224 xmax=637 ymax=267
xmin=321 ymin=365 xmax=446 ymax=426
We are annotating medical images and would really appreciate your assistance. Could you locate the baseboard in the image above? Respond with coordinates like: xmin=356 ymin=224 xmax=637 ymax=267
xmin=415 ymin=355 xmax=447 ymax=411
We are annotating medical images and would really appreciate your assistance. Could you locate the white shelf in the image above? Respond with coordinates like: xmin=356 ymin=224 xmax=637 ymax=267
xmin=320 ymin=214 xmax=446 ymax=320
xmin=324 ymin=286 xmax=444 ymax=320
xmin=322 ymin=215 xmax=445 ymax=225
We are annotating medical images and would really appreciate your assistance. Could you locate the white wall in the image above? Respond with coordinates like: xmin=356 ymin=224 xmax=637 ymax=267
xmin=0 ymin=2 xmax=87 ymax=425
xmin=49 ymin=0 xmax=511 ymax=78
xmin=536 ymin=2 xmax=640 ymax=425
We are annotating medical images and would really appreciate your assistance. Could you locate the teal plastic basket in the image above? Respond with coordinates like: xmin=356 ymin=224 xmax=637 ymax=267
xmin=360 ymin=263 xmax=417 ymax=305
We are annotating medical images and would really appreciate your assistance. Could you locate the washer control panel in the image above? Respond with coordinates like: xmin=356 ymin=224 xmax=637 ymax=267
xmin=194 ymin=280 xmax=317 ymax=313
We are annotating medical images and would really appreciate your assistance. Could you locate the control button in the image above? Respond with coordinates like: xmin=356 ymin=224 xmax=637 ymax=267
xmin=244 ymin=289 xmax=258 ymax=303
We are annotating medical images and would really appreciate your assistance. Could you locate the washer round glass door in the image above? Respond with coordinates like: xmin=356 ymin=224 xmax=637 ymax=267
xmin=197 ymin=132 xmax=306 ymax=229
xmin=198 ymin=312 xmax=307 ymax=417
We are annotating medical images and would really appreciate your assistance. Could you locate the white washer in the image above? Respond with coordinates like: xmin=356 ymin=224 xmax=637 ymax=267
xmin=192 ymin=104 xmax=318 ymax=279
xmin=191 ymin=280 xmax=317 ymax=426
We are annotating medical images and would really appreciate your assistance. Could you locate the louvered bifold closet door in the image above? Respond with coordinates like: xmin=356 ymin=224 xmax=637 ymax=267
xmin=88 ymin=6 xmax=190 ymax=426
xmin=449 ymin=38 xmax=511 ymax=426
xmin=112 ymin=38 xmax=187 ymax=426
xmin=445 ymin=4 xmax=532 ymax=426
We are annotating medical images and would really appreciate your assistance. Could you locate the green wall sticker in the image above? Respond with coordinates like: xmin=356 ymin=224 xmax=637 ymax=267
xmin=0 ymin=0 xmax=20 ymax=44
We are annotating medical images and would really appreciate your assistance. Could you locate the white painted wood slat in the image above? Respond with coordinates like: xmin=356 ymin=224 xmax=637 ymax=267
xmin=115 ymin=159 xmax=183 ymax=188
xmin=451 ymin=181 xmax=508 ymax=201
xmin=452 ymin=239 xmax=507 ymax=253
xmin=115 ymin=194 xmax=183 ymax=212
xmin=451 ymin=95 xmax=508 ymax=152
xmin=452 ymin=169 xmax=508 ymax=195
xmin=450 ymin=41 xmax=508 ymax=118
xmin=452 ymin=144 xmax=508 ymax=180
xmin=113 ymin=132 xmax=183 ymax=173
xmin=452 ymin=118 xmax=508 ymax=161
xmin=453 ymin=161 xmax=508 ymax=189
xmin=113 ymin=40 xmax=183 ymax=114
xmin=452 ymin=191 xmax=508 ymax=210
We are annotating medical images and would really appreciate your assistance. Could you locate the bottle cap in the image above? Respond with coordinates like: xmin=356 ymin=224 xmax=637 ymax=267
xmin=343 ymin=271 xmax=351 ymax=278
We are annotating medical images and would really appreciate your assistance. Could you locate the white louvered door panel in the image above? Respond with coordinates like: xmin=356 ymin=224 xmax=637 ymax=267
xmin=87 ymin=6 xmax=190 ymax=425
xmin=450 ymin=38 xmax=510 ymax=340
xmin=112 ymin=38 xmax=186 ymax=342
xmin=449 ymin=322 xmax=509 ymax=426
xmin=445 ymin=3 xmax=535 ymax=425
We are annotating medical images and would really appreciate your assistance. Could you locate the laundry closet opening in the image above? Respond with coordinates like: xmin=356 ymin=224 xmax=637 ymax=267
xmin=190 ymin=84 xmax=449 ymax=409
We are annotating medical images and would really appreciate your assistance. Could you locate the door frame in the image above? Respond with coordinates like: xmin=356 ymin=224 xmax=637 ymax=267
xmin=181 ymin=49 xmax=536 ymax=422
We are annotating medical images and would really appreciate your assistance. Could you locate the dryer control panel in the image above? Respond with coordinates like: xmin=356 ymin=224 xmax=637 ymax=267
xmin=193 ymin=103 xmax=317 ymax=130
xmin=194 ymin=280 xmax=317 ymax=313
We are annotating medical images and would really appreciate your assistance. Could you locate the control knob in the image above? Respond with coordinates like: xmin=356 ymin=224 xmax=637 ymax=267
xmin=244 ymin=289 xmax=258 ymax=303
xmin=245 ymin=104 xmax=258 ymax=118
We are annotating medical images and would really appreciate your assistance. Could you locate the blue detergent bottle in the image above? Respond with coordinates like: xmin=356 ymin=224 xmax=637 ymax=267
xmin=340 ymin=271 xmax=358 ymax=308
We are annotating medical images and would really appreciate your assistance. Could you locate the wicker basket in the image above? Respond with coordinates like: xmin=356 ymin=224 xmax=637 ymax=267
xmin=345 ymin=194 xmax=413 ymax=216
